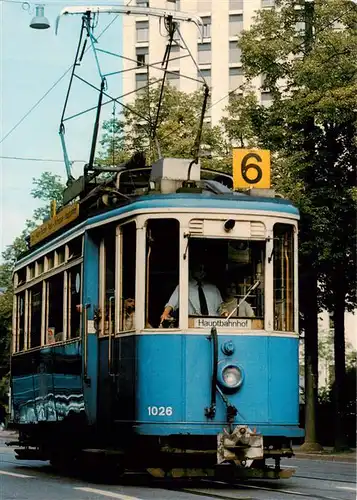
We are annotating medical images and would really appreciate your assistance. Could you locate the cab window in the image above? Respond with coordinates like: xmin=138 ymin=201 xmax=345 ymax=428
xmin=273 ymin=223 xmax=294 ymax=331
xmin=187 ymin=238 xmax=265 ymax=328
xmin=119 ymin=222 xmax=136 ymax=332
xmin=145 ymin=219 xmax=179 ymax=328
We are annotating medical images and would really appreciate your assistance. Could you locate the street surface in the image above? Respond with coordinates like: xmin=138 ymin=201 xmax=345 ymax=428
xmin=0 ymin=434 xmax=355 ymax=500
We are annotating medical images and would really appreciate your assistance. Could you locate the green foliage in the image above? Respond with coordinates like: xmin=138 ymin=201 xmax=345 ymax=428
xmin=0 ymin=172 xmax=65 ymax=404
xmin=98 ymin=82 xmax=230 ymax=171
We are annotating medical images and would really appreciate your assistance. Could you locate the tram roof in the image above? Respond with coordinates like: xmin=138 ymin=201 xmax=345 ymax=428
xmin=89 ymin=192 xmax=300 ymax=225
xmin=15 ymin=191 xmax=299 ymax=268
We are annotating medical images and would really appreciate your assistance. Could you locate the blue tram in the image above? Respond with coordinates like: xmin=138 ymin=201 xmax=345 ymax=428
xmin=10 ymin=158 xmax=303 ymax=479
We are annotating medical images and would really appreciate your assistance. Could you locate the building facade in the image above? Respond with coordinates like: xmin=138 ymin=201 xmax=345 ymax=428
xmin=122 ymin=0 xmax=274 ymax=125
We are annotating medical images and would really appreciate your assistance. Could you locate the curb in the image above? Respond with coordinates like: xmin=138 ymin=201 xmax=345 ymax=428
xmin=293 ymin=452 xmax=356 ymax=463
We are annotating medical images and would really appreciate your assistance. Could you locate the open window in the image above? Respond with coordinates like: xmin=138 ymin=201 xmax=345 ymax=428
xmin=145 ymin=219 xmax=180 ymax=328
xmin=46 ymin=273 xmax=64 ymax=343
xmin=273 ymin=223 xmax=294 ymax=331
xmin=68 ymin=264 xmax=81 ymax=338
xmin=187 ymin=238 xmax=265 ymax=328
xmin=15 ymin=292 xmax=26 ymax=352
xmin=119 ymin=222 xmax=136 ymax=332
xmin=29 ymin=283 xmax=43 ymax=348
xmin=100 ymin=229 xmax=116 ymax=336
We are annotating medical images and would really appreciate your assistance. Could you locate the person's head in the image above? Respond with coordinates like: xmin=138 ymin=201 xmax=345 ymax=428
xmin=225 ymin=281 xmax=238 ymax=299
xmin=190 ymin=262 xmax=206 ymax=282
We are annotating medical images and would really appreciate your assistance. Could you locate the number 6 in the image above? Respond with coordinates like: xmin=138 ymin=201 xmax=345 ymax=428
xmin=241 ymin=152 xmax=263 ymax=184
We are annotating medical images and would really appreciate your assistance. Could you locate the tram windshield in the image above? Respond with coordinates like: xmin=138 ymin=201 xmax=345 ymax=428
xmin=186 ymin=238 xmax=265 ymax=326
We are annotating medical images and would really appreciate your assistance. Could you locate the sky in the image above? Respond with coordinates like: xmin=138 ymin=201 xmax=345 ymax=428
xmin=0 ymin=0 xmax=125 ymax=259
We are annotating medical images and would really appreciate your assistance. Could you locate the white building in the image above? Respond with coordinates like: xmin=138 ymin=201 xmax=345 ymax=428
xmin=122 ymin=0 xmax=274 ymax=125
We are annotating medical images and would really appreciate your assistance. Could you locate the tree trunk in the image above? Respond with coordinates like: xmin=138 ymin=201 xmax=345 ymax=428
xmin=300 ymin=272 xmax=323 ymax=451
xmin=333 ymin=275 xmax=349 ymax=451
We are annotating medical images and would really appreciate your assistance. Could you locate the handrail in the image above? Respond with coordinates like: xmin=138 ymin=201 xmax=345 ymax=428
xmin=205 ymin=326 xmax=218 ymax=419
xmin=83 ymin=303 xmax=91 ymax=383
xmin=108 ymin=296 xmax=115 ymax=374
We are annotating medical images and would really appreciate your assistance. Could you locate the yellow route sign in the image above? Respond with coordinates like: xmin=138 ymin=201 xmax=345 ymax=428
xmin=30 ymin=203 xmax=79 ymax=247
xmin=233 ymin=149 xmax=271 ymax=190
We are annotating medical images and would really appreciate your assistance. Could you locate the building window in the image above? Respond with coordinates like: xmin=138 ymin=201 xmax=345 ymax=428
xmin=168 ymin=43 xmax=180 ymax=65
xmin=136 ymin=46 xmax=148 ymax=66
xmin=198 ymin=0 xmax=211 ymax=12
xmin=199 ymin=68 xmax=211 ymax=89
xmin=229 ymin=0 xmax=243 ymax=10
xmin=166 ymin=0 xmax=180 ymax=9
xmin=198 ymin=43 xmax=211 ymax=64
xmin=262 ymin=0 xmax=275 ymax=7
xmin=136 ymin=21 xmax=149 ymax=43
xmin=136 ymin=73 xmax=148 ymax=94
xmin=229 ymin=41 xmax=241 ymax=63
xmin=229 ymin=67 xmax=243 ymax=93
xmin=229 ymin=14 xmax=243 ymax=37
xmin=201 ymin=17 xmax=211 ymax=39
xmin=261 ymin=92 xmax=272 ymax=107
xmin=167 ymin=71 xmax=180 ymax=90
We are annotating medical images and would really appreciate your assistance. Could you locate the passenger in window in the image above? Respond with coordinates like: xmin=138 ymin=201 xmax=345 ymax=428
xmin=160 ymin=262 xmax=223 ymax=323
xmin=123 ymin=298 xmax=135 ymax=330
xmin=220 ymin=281 xmax=255 ymax=318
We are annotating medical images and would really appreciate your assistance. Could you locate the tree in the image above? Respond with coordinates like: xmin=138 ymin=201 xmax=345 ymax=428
xmin=232 ymin=0 xmax=357 ymax=450
xmin=0 ymin=172 xmax=65 ymax=411
xmin=98 ymin=82 xmax=230 ymax=171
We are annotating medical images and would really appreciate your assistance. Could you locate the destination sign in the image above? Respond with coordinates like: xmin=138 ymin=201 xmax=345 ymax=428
xmin=30 ymin=203 xmax=80 ymax=247
xmin=193 ymin=317 xmax=252 ymax=329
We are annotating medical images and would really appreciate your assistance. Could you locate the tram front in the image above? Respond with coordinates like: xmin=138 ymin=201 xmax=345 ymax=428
xmin=126 ymin=159 xmax=302 ymax=479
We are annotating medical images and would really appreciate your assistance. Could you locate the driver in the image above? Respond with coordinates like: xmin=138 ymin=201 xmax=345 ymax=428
xmin=160 ymin=262 xmax=223 ymax=323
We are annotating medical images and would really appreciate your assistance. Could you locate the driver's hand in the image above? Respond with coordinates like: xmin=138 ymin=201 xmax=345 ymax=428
xmin=160 ymin=307 xmax=172 ymax=323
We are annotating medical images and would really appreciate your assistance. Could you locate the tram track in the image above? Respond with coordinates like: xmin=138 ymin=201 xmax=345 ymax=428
xmin=0 ymin=453 xmax=355 ymax=500
xmin=162 ymin=477 xmax=354 ymax=500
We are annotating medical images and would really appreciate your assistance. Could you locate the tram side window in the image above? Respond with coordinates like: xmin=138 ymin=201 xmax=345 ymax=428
xmin=274 ymin=224 xmax=294 ymax=331
xmin=120 ymin=222 xmax=136 ymax=332
xmin=146 ymin=219 xmax=179 ymax=328
xmin=29 ymin=283 xmax=43 ymax=348
xmin=47 ymin=273 xmax=64 ymax=343
xmin=102 ymin=232 xmax=116 ymax=336
xmin=16 ymin=292 xmax=26 ymax=352
xmin=68 ymin=265 xmax=81 ymax=338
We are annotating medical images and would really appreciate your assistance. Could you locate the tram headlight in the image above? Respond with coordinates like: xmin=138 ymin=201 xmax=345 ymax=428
xmin=219 ymin=364 xmax=244 ymax=391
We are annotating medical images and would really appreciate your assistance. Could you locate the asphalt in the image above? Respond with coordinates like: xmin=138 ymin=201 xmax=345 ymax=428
xmin=0 ymin=429 xmax=355 ymax=464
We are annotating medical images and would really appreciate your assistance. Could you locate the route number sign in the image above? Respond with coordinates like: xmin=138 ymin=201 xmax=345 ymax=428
xmin=233 ymin=149 xmax=271 ymax=189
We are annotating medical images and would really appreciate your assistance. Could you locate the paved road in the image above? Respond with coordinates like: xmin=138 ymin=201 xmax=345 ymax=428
xmin=0 ymin=439 xmax=355 ymax=500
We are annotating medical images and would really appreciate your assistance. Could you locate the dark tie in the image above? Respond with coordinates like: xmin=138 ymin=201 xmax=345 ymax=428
xmin=197 ymin=282 xmax=208 ymax=316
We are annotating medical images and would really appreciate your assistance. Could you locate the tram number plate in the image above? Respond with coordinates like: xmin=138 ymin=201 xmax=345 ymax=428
xmin=147 ymin=406 xmax=173 ymax=416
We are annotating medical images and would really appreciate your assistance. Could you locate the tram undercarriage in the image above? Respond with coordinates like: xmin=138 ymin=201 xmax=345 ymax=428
xmin=10 ymin=423 xmax=295 ymax=480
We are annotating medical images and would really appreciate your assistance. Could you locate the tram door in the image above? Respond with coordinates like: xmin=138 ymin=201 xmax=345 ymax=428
xmin=97 ymin=225 xmax=116 ymax=427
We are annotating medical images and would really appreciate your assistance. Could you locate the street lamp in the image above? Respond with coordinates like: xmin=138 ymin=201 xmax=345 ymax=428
xmin=29 ymin=4 xmax=50 ymax=29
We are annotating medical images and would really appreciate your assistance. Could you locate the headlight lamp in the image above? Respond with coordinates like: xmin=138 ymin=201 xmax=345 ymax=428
xmin=218 ymin=363 xmax=244 ymax=391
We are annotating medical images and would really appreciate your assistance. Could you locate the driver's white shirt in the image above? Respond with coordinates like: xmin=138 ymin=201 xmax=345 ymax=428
xmin=166 ymin=279 xmax=223 ymax=316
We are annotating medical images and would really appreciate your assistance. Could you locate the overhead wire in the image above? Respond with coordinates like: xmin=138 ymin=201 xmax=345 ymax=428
xmin=0 ymin=155 xmax=86 ymax=162
xmin=0 ymin=13 xmax=120 ymax=144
